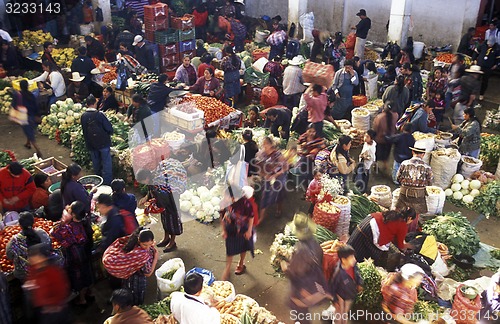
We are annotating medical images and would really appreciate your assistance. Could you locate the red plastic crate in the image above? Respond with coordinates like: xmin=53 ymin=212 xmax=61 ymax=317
xmin=159 ymin=43 xmax=179 ymax=56
xmin=144 ymin=3 xmax=168 ymax=19
xmin=161 ymin=54 xmax=180 ymax=67
xmin=170 ymin=14 xmax=194 ymax=31
xmin=144 ymin=31 xmax=155 ymax=42
xmin=144 ymin=18 xmax=168 ymax=32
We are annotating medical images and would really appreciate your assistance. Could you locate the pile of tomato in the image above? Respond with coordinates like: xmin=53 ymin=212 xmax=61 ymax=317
xmin=181 ymin=96 xmax=235 ymax=126
xmin=1 ymin=218 xmax=61 ymax=274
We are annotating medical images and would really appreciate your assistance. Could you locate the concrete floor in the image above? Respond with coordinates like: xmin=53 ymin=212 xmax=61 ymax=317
xmin=2 ymin=74 xmax=500 ymax=324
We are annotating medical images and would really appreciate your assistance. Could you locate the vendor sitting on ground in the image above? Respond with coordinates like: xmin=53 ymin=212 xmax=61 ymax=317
xmin=66 ymin=72 xmax=89 ymax=103
xmin=105 ymin=289 xmax=153 ymax=324
xmin=382 ymin=264 xmax=425 ymax=324
xmin=187 ymin=68 xmax=223 ymax=98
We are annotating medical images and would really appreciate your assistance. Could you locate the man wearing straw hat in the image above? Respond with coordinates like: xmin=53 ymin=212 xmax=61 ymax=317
xmin=281 ymin=213 xmax=332 ymax=323
xmin=395 ymin=142 xmax=433 ymax=215
xmin=67 ymin=72 xmax=89 ymax=103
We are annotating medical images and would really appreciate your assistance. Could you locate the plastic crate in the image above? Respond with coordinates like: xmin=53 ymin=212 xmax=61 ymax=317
xmin=145 ymin=31 xmax=155 ymax=43
xmin=171 ymin=14 xmax=194 ymax=30
xmin=159 ymin=43 xmax=179 ymax=56
xmin=164 ymin=111 xmax=204 ymax=131
xmin=178 ymin=28 xmax=195 ymax=42
xmin=144 ymin=18 xmax=168 ymax=32
xmin=155 ymin=28 xmax=179 ymax=45
xmin=33 ymin=157 xmax=67 ymax=183
xmin=178 ymin=39 xmax=196 ymax=53
xmin=161 ymin=54 xmax=180 ymax=67
xmin=180 ymin=50 xmax=195 ymax=59
xmin=144 ymin=3 xmax=168 ymax=19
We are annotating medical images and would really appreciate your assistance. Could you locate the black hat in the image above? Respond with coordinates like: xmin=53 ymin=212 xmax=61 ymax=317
xmin=272 ymin=15 xmax=282 ymax=23
xmin=356 ymin=9 xmax=367 ymax=16
xmin=8 ymin=162 xmax=23 ymax=176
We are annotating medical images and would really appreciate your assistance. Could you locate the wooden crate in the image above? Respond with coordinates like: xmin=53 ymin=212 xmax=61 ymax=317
xmin=33 ymin=157 xmax=67 ymax=183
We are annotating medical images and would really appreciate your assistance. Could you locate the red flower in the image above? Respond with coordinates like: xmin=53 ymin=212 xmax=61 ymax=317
xmin=4 ymin=150 xmax=16 ymax=162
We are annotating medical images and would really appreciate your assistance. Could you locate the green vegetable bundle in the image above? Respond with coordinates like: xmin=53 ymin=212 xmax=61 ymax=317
xmin=473 ymin=180 xmax=500 ymax=218
xmin=139 ymin=297 xmax=171 ymax=319
xmin=161 ymin=268 xmax=177 ymax=280
xmin=349 ymin=194 xmax=381 ymax=227
xmin=322 ymin=122 xmax=342 ymax=144
xmin=480 ymin=134 xmax=500 ymax=172
xmin=412 ymin=300 xmax=441 ymax=322
xmin=355 ymin=259 xmax=383 ymax=312
xmin=70 ymin=130 xmax=92 ymax=169
xmin=422 ymin=212 xmax=480 ymax=256
xmin=0 ymin=150 xmax=15 ymax=168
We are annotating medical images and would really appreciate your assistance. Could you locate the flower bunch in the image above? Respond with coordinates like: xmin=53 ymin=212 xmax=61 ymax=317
xmin=317 ymin=174 xmax=343 ymax=203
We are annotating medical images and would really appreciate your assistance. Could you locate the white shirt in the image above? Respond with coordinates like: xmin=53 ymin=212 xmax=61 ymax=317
xmin=485 ymin=28 xmax=500 ymax=45
xmin=360 ymin=141 xmax=376 ymax=171
xmin=170 ymin=291 xmax=221 ymax=324
xmin=33 ymin=71 xmax=67 ymax=97
xmin=0 ymin=29 xmax=12 ymax=42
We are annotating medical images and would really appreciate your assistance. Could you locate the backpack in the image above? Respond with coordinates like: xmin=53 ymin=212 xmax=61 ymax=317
xmin=84 ymin=111 xmax=109 ymax=149
xmin=119 ymin=209 xmax=139 ymax=235
xmin=230 ymin=19 xmax=247 ymax=39
xmin=286 ymin=39 xmax=300 ymax=59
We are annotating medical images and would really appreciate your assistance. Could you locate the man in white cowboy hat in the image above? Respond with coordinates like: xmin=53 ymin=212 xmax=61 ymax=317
xmin=67 ymin=72 xmax=90 ymax=103
xmin=453 ymin=64 xmax=482 ymax=125
xmin=282 ymin=55 xmax=306 ymax=110
xmin=71 ymin=46 xmax=95 ymax=87
xmin=395 ymin=142 xmax=433 ymax=215
xmin=281 ymin=213 xmax=332 ymax=323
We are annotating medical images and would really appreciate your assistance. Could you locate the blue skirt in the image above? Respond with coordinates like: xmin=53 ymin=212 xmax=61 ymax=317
xmin=224 ymin=70 xmax=241 ymax=98
xmin=260 ymin=174 xmax=287 ymax=209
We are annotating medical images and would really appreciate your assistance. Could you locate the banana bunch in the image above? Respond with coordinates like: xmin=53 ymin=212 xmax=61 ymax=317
xmin=13 ymin=30 xmax=53 ymax=49
xmin=51 ymin=48 xmax=77 ymax=68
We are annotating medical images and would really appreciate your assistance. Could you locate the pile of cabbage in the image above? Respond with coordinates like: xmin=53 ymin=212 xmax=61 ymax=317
xmin=179 ymin=185 xmax=223 ymax=223
xmin=39 ymin=98 xmax=84 ymax=138
xmin=445 ymin=174 xmax=482 ymax=205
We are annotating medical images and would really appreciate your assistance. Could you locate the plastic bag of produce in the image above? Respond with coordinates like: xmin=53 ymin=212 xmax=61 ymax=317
xmin=425 ymin=186 xmax=446 ymax=216
xmin=430 ymin=148 xmax=461 ymax=189
xmin=155 ymin=258 xmax=185 ymax=298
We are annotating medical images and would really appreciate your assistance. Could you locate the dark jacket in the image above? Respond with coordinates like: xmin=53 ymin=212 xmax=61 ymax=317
xmin=410 ymin=108 xmax=437 ymax=134
xmin=330 ymin=263 xmax=363 ymax=301
xmin=41 ymin=52 xmax=57 ymax=67
xmin=457 ymin=33 xmax=474 ymax=56
xmin=81 ymin=108 xmax=114 ymax=150
xmin=147 ymin=82 xmax=173 ymax=113
xmin=387 ymin=132 xmax=416 ymax=163
xmin=408 ymin=71 xmax=423 ymax=101
xmin=134 ymin=43 xmax=155 ymax=71
xmin=112 ymin=192 xmax=137 ymax=216
xmin=474 ymin=43 xmax=499 ymax=70
xmin=263 ymin=107 xmax=292 ymax=139
xmin=99 ymin=207 xmax=126 ymax=253
xmin=18 ymin=90 xmax=38 ymax=117
xmin=97 ymin=95 xmax=120 ymax=112
xmin=244 ymin=141 xmax=259 ymax=176
xmin=71 ymin=55 xmax=96 ymax=85
xmin=0 ymin=46 xmax=19 ymax=72
xmin=127 ymin=104 xmax=152 ymax=126
xmin=47 ymin=189 xmax=64 ymax=221
xmin=67 ymin=83 xmax=90 ymax=103
xmin=355 ymin=17 xmax=371 ymax=39
xmin=61 ymin=180 xmax=91 ymax=213
xmin=87 ymin=39 xmax=105 ymax=61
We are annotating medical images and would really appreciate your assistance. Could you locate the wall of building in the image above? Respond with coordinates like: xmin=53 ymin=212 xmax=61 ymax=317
xmin=245 ymin=0 xmax=482 ymax=50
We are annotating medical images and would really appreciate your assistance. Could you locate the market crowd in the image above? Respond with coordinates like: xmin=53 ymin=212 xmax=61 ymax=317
xmin=1 ymin=1 xmax=500 ymax=324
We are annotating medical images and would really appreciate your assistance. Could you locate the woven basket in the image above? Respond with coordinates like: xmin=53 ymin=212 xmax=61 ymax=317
xmin=451 ymin=284 xmax=481 ymax=324
xmin=352 ymin=95 xmax=368 ymax=107
xmin=313 ymin=203 xmax=341 ymax=233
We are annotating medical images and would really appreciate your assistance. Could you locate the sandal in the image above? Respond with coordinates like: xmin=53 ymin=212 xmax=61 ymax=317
xmin=24 ymin=143 xmax=31 ymax=149
xmin=235 ymin=265 xmax=246 ymax=275
xmin=157 ymin=239 xmax=170 ymax=247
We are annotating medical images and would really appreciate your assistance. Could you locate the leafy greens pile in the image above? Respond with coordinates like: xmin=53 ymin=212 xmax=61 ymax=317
xmin=473 ymin=180 xmax=500 ymax=219
xmin=422 ymin=212 xmax=480 ymax=256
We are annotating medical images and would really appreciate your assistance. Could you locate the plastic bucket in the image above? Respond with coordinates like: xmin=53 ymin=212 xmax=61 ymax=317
xmin=413 ymin=42 xmax=425 ymax=60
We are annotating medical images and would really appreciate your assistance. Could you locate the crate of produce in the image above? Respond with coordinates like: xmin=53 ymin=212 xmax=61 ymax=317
xmin=180 ymin=50 xmax=195 ymax=60
xmin=178 ymin=39 xmax=196 ymax=53
xmin=33 ymin=157 xmax=67 ymax=183
xmin=178 ymin=28 xmax=195 ymax=42
xmin=161 ymin=54 xmax=180 ymax=68
xmin=164 ymin=111 xmax=204 ymax=131
xmin=159 ymin=43 xmax=179 ymax=56
xmin=144 ymin=3 xmax=168 ymax=20
xmin=170 ymin=102 xmax=205 ymax=120
xmin=144 ymin=18 xmax=168 ymax=32
xmin=171 ymin=14 xmax=194 ymax=30
xmin=155 ymin=28 xmax=179 ymax=45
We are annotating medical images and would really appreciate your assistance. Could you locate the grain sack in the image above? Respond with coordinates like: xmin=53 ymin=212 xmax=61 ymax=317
xmin=391 ymin=188 xmax=400 ymax=210
xmin=351 ymin=108 xmax=370 ymax=132
xmin=369 ymin=185 xmax=392 ymax=209
xmin=460 ymin=156 xmax=483 ymax=179
xmin=425 ymin=186 xmax=446 ymax=216
xmin=332 ymin=196 xmax=351 ymax=238
xmin=430 ymin=148 xmax=461 ymax=189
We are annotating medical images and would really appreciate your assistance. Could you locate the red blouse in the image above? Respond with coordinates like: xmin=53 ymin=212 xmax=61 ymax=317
xmin=372 ymin=212 xmax=408 ymax=249
xmin=27 ymin=265 xmax=70 ymax=308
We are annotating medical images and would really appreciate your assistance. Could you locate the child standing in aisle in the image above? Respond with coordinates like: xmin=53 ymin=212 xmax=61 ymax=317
xmin=329 ymin=245 xmax=363 ymax=324
xmin=355 ymin=130 xmax=376 ymax=193
xmin=433 ymin=91 xmax=445 ymax=126
xmin=306 ymin=169 xmax=323 ymax=217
